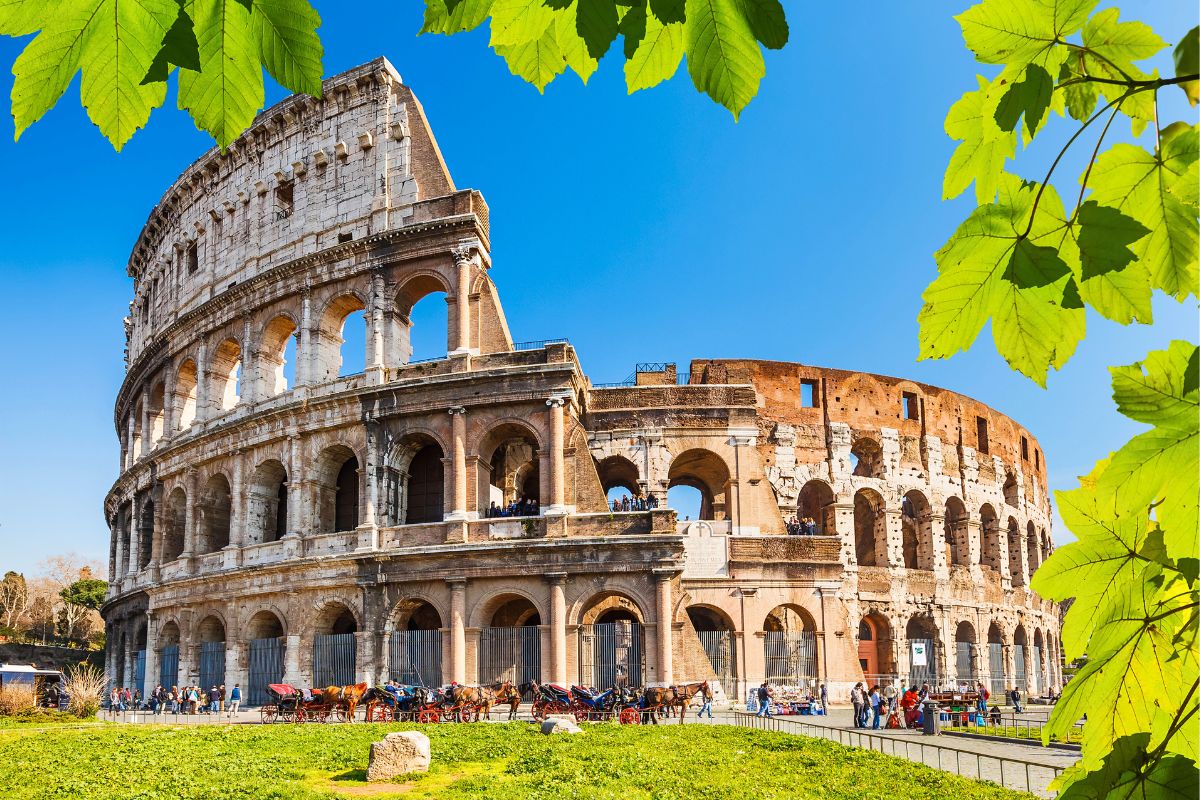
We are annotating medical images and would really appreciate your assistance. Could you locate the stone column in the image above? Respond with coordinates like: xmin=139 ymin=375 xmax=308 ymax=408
xmin=358 ymin=423 xmax=380 ymax=550
xmin=126 ymin=414 xmax=136 ymax=467
xmin=140 ymin=388 xmax=151 ymax=457
xmin=928 ymin=513 xmax=948 ymax=576
xmin=285 ymin=435 xmax=302 ymax=537
xmin=1023 ymin=639 xmax=1035 ymax=695
xmin=297 ymin=291 xmax=312 ymax=387
xmin=448 ymin=579 xmax=467 ymax=683
xmin=883 ymin=509 xmax=904 ymax=567
xmin=162 ymin=366 xmax=174 ymax=442
xmin=654 ymin=571 xmax=674 ymax=686
xmin=143 ymin=613 xmax=159 ymax=696
xmin=452 ymin=247 xmax=472 ymax=354
xmin=240 ymin=316 xmax=255 ymax=404
xmin=546 ymin=573 xmax=567 ymax=685
xmin=447 ymin=407 xmax=468 ymax=519
xmin=181 ymin=469 xmax=198 ymax=561
xmin=224 ymin=643 xmax=243 ymax=698
xmin=546 ymin=397 xmax=567 ymax=514
xmin=283 ymin=634 xmax=302 ymax=687
xmin=225 ymin=453 xmax=244 ymax=567
xmin=127 ymin=493 xmax=142 ymax=576
xmin=966 ymin=518 xmax=982 ymax=567
xmin=113 ymin=514 xmax=127 ymax=580
xmin=367 ymin=273 xmax=386 ymax=381
xmin=195 ymin=340 xmax=209 ymax=422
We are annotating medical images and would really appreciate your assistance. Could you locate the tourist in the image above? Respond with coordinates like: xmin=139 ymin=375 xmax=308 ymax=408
xmin=901 ymin=686 xmax=921 ymax=728
xmin=228 ymin=684 xmax=241 ymax=716
xmin=869 ymin=685 xmax=882 ymax=729
xmin=755 ymin=683 xmax=773 ymax=717
xmin=819 ymin=682 xmax=828 ymax=714
xmin=850 ymin=682 xmax=865 ymax=728
xmin=976 ymin=682 xmax=989 ymax=716
xmin=696 ymin=691 xmax=713 ymax=720
xmin=218 ymin=684 xmax=226 ymax=713
xmin=187 ymin=685 xmax=200 ymax=714
xmin=210 ymin=685 xmax=220 ymax=714
xmin=1009 ymin=686 xmax=1023 ymax=713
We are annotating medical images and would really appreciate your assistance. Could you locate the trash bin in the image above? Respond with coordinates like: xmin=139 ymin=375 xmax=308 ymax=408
xmin=922 ymin=701 xmax=939 ymax=735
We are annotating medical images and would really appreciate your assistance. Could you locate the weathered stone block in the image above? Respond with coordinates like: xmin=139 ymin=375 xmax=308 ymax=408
xmin=366 ymin=731 xmax=431 ymax=781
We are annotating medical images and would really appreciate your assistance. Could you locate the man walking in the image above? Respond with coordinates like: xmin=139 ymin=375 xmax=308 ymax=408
xmin=1009 ymin=686 xmax=1023 ymax=713
xmin=228 ymin=684 xmax=242 ymax=716
xmin=755 ymin=683 xmax=773 ymax=717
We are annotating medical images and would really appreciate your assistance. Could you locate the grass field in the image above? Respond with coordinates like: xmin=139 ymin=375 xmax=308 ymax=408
xmin=0 ymin=721 xmax=1037 ymax=799
xmin=944 ymin=723 xmax=1080 ymax=745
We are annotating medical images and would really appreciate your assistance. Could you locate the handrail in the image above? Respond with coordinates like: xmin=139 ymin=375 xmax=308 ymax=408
xmin=511 ymin=338 xmax=568 ymax=351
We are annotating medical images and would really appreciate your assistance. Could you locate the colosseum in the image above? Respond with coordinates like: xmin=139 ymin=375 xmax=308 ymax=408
xmin=102 ymin=58 xmax=1062 ymax=707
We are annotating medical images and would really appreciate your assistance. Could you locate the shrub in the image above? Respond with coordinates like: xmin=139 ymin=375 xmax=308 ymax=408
xmin=0 ymin=683 xmax=36 ymax=716
xmin=62 ymin=663 xmax=104 ymax=719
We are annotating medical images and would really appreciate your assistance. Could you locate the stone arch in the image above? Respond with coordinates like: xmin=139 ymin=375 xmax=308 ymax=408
xmin=798 ymin=479 xmax=835 ymax=535
xmin=313 ymin=293 xmax=368 ymax=384
xmin=596 ymin=455 xmax=641 ymax=498
xmin=850 ymin=435 xmax=885 ymax=478
xmin=471 ymin=590 xmax=543 ymax=629
xmin=395 ymin=272 xmax=452 ymax=362
xmin=853 ymin=487 xmax=887 ymax=566
xmin=314 ymin=444 xmax=360 ymax=533
xmin=162 ymin=487 xmax=186 ymax=561
xmin=246 ymin=609 xmax=286 ymax=639
xmin=667 ymin=448 xmax=732 ymax=521
xmin=196 ymin=614 xmax=226 ymax=643
xmin=138 ymin=497 xmax=155 ymax=570
xmin=131 ymin=398 xmax=144 ymax=456
xmin=987 ymin=622 xmax=1005 ymax=645
xmin=905 ymin=613 xmax=942 ymax=686
xmin=312 ymin=601 xmax=359 ymax=636
xmin=944 ymin=496 xmax=969 ymax=566
xmin=197 ymin=473 xmax=231 ymax=554
xmin=210 ymin=337 xmax=242 ymax=412
xmin=248 ymin=458 xmax=289 ymax=544
xmin=1003 ymin=469 xmax=1019 ymax=507
xmin=954 ymin=620 xmax=978 ymax=682
xmin=1027 ymin=521 xmax=1041 ymax=575
xmin=901 ymin=489 xmax=934 ymax=570
xmin=577 ymin=591 xmax=647 ymax=626
xmin=258 ymin=313 xmax=299 ymax=397
xmin=685 ymin=603 xmax=736 ymax=631
xmin=477 ymin=420 xmax=542 ymax=512
xmin=857 ymin=610 xmax=893 ymax=679
xmin=1007 ymin=516 xmax=1025 ymax=586
xmin=979 ymin=503 xmax=1001 ymax=570
xmin=764 ymin=603 xmax=819 ymax=683
xmin=173 ymin=358 xmax=198 ymax=430
xmin=384 ymin=430 xmax=448 ymax=526
xmin=158 ymin=620 xmax=181 ymax=647
xmin=763 ymin=603 xmax=817 ymax=633
xmin=147 ymin=380 xmax=166 ymax=445
xmin=388 ymin=597 xmax=444 ymax=632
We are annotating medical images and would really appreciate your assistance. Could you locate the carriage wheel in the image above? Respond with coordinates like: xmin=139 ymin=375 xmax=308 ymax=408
xmin=417 ymin=709 xmax=440 ymax=724
xmin=335 ymin=707 xmax=349 ymax=723
xmin=455 ymin=707 xmax=474 ymax=723
xmin=530 ymin=701 xmax=545 ymax=721
xmin=260 ymin=706 xmax=276 ymax=724
xmin=619 ymin=707 xmax=640 ymax=725
xmin=573 ymin=708 xmax=589 ymax=723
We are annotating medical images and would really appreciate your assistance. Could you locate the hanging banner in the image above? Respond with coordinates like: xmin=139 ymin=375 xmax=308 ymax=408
xmin=911 ymin=641 xmax=928 ymax=666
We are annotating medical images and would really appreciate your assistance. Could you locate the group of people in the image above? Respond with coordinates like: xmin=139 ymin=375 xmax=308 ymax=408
xmin=109 ymin=683 xmax=242 ymax=715
xmin=784 ymin=516 xmax=821 ymax=536
xmin=751 ymin=681 xmax=829 ymax=717
xmin=850 ymin=682 xmax=936 ymax=729
xmin=610 ymin=494 xmax=660 ymax=512
xmin=484 ymin=497 xmax=540 ymax=518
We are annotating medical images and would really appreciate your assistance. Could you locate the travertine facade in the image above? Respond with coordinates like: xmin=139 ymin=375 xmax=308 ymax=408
xmin=103 ymin=58 xmax=1061 ymax=704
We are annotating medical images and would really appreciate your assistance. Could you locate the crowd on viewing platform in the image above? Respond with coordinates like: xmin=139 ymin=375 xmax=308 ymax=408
xmin=610 ymin=494 xmax=660 ymax=512
xmin=484 ymin=498 xmax=541 ymax=518
xmin=785 ymin=516 xmax=822 ymax=536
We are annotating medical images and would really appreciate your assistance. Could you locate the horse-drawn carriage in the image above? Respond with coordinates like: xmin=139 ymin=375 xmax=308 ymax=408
xmin=260 ymin=683 xmax=367 ymax=723
xmin=528 ymin=681 xmax=710 ymax=725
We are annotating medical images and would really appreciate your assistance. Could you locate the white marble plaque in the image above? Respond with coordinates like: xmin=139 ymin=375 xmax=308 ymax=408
xmin=682 ymin=521 xmax=729 ymax=578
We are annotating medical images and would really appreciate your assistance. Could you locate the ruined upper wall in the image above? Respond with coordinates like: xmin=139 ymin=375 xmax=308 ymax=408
xmin=123 ymin=58 xmax=457 ymax=365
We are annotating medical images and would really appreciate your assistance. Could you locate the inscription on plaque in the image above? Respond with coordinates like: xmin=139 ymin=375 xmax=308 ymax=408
xmin=682 ymin=521 xmax=729 ymax=578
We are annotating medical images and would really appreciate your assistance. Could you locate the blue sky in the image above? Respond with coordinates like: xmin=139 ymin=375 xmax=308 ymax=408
xmin=0 ymin=2 xmax=1195 ymax=574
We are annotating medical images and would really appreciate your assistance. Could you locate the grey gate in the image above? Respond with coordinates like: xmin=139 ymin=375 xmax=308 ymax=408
xmin=579 ymin=622 xmax=643 ymax=689
xmin=133 ymin=650 xmax=146 ymax=697
xmin=389 ymin=630 xmax=442 ymax=687
xmin=988 ymin=643 xmax=1006 ymax=696
xmin=248 ymin=637 xmax=285 ymax=705
xmin=1014 ymin=644 xmax=1027 ymax=691
xmin=1032 ymin=645 xmax=1043 ymax=693
xmin=199 ymin=641 xmax=226 ymax=691
xmin=479 ymin=626 xmax=540 ymax=685
xmin=159 ymin=645 xmax=179 ymax=689
xmin=955 ymin=642 xmax=975 ymax=683
xmin=313 ymin=633 xmax=357 ymax=687
xmin=763 ymin=632 xmax=817 ymax=684
xmin=907 ymin=639 xmax=938 ymax=688
xmin=697 ymin=630 xmax=736 ymax=689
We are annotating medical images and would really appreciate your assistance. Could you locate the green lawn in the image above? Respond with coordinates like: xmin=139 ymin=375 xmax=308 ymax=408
xmin=944 ymin=723 xmax=1080 ymax=745
xmin=0 ymin=721 xmax=1036 ymax=799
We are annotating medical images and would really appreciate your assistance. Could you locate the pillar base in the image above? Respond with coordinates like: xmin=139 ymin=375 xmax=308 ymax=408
xmin=221 ymin=545 xmax=242 ymax=569
xmin=355 ymin=524 xmax=379 ymax=551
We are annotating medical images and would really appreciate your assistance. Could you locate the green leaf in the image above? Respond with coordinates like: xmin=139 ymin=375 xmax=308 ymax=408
xmin=683 ymin=0 xmax=764 ymax=120
xmin=556 ymin=5 xmax=598 ymax=84
xmin=920 ymin=173 xmax=1085 ymax=385
xmin=420 ymin=0 xmax=492 ymax=35
xmin=735 ymin=0 xmax=787 ymax=50
xmin=623 ymin=1 xmax=683 ymax=93
xmin=0 ymin=0 xmax=46 ymax=35
xmin=1063 ymin=79 xmax=1097 ymax=122
xmin=994 ymin=63 xmax=1053 ymax=136
xmin=177 ymin=0 xmax=261 ymax=148
xmin=943 ymin=76 xmax=1017 ymax=203
xmin=1078 ymin=9 xmax=1161 ymax=137
xmin=955 ymin=0 xmax=1094 ymax=68
xmin=494 ymin=22 xmax=564 ymax=92
xmin=648 ymin=0 xmax=684 ymax=24
xmin=575 ymin=0 xmax=618 ymax=58
xmin=1100 ymin=341 xmax=1200 ymax=561
xmin=1176 ymin=26 xmax=1199 ymax=106
xmin=142 ymin=3 xmax=202 ymax=84
xmin=1088 ymin=129 xmax=1200 ymax=302
xmin=250 ymin=0 xmax=323 ymax=97
xmin=1053 ymin=734 xmax=1200 ymax=799
xmin=489 ymin=0 xmax=555 ymax=47
xmin=1071 ymin=201 xmax=1153 ymax=325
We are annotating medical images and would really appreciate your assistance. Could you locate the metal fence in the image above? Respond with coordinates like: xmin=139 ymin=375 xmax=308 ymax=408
xmin=579 ymin=622 xmax=643 ymax=688
xmin=944 ymin=710 xmax=1082 ymax=745
xmin=512 ymin=338 xmax=568 ymax=351
xmin=313 ymin=633 xmax=357 ymax=687
xmin=479 ymin=626 xmax=540 ymax=685
xmin=733 ymin=712 xmax=1065 ymax=798
xmin=159 ymin=645 xmax=179 ymax=689
xmin=908 ymin=639 xmax=938 ymax=687
xmin=1014 ymin=644 xmax=1027 ymax=691
xmin=199 ymin=641 xmax=225 ymax=691
xmin=955 ymin=642 xmax=975 ymax=682
xmin=698 ymin=630 xmax=736 ymax=688
xmin=988 ymin=643 xmax=1006 ymax=696
xmin=248 ymin=637 xmax=285 ymax=705
xmin=133 ymin=650 xmax=146 ymax=697
xmin=389 ymin=630 xmax=442 ymax=687
xmin=763 ymin=631 xmax=817 ymax=684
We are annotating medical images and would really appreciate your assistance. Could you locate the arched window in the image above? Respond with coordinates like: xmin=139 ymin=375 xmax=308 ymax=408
xmin=248 ymin=460 xmax=288 ymax=544
xmin=798 ymin=480 xmax=835 ymax=535
xmin=944 ymin=497 xmax=969 ymax=566
xmin=258 ymin=315 xmax=298 ymax=397
xmin=148 ymin=381 xmax=166 ymax=445
xmin=315 ymin=446 xmax=359 ymax=533
xmin=850 ymin=436 xmax=884 ymax=479
xmin=479 ymin=423 xmax=541 ymax=515
xmin=405 ymin=444 xmax=444 ymax=524
xmin=335 ymin=458 xmax=359 ymax=531
xmin=667 ymin=449 xmax=731 ymax=521
xmin=396 ymin=275 xmax=450 ymax=362
xmin=174 ymin=359 xmax=198 ymax=430
xmin=979 ymin=504 xmax=1001 ymax=570
xmin=163 ymin=488 xmax=186 ymax=561
xmin=1003 ymin=470 xmax=1019 ymax=507
xmin=1007 ymin=517 xmax=1025 ymax=585
xmin=198 ymin=474 xmax=231 ymax=553
xmin=210 ymin=338 xmax=242 ymax=412
xmin=313 ymin=295 xmax=367 ymax=383
xmin=854 ymin=488 xmax=886 ymax=566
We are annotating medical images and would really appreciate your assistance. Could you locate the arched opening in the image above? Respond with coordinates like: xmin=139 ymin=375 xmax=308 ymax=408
xmin=1032 ymin=629 xmax=1045 ymax=695
xmin=198 ymin=474 xmax=231 ymax=554
xmin=148 ymin=381 xmax=165 ymax=445
xmin=479 ymin=595 xmax=541 ymax=685
xmin=405 ymin=444 xmax=445 ymax=524
xmin=596 ymin=456 xmax=642 ymax=508
xmin=579 ymin=593 xmax=646 ymax=689
xmin=174 ymin=359 xmax=198 ymax=430
xmin=210 ymin=338 xmax=242 ymax=412
xmin=258 ymin=315 xmax=298 ymax=397
xmin=667 ymin=449 xmax=731 ymax=521
xmin=396 ymin=275 xmax=450 ymax=363
xmin=857 ymin=612 xmax=892 ymax=681
xmin=196 ymin=615 xmax=226 ymax=692
xmin=987 ymin=623 xmax=1006 ymax=696
xmin=979 ymin=504 xmax=1001 ymax=571
xmin=133 ymin=622 xmax=148 ymax=695
xmin=687 ymin=605 xmax=737 ymax=687
xmin=954 ymin=621 xmax=977 ymax=683
xmin=1013 ymin=625 xmax=1028 ymax=691
xmin=901 ymin=490 xmax=934 ymax=569
xmin=1026 ymin=521 xmax=1041 ymax=576
xmin=1007 ymin=517 xmax=1025 ymax=585
xmin=389 ymin=599 xmax=442 ymax=687
xmin=850 ymin=436 xmax=885 ymax=478
xmin=248 ymin=459 xmax=289 ymax=544
xmin=1003 ymin=470 xmax=1019 ymax=507
xmin=131 ymin=400 xmax=144 ymax=457
xmin=313 ymin=295 xmax=367 ymax=383
xmin=853 ymin=488 xmax=886 ymax=566
xmin=313 ymin=603 xmax=358 ymax=688
xmin=158 ymin=621 xmax=180 ymax=689
xmin=1040 ymin=529 xmax=1050 ymax=563
xmin=763 ymin=604 xmax=818 ymax=685
xmin=944 ymin=497 xmax=969 ymax=566
xmin=163 ymin=487 xmax=186 ymax=561
xmin=138 ymin=499 xmax=154 ymax=570
xmin=905 ymin=615 xmax=940 ymax=688
xmin=314 ymin=445 xmax=359 ymax=533
xmin=246 ymin=611 xmax=285 ymax=705
xmin=480 ymin=423 xmax=540 ymax=516
xmin=798 ymin=479 xmax=835 ymax=535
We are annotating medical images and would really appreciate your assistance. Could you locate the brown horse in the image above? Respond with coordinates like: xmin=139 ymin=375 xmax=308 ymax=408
xmin=668 ymin=681 xmax=711 ymax=724
xmin=640 ymin=686 xmax=673 ymax=725
xmin=448 ymin=684 xmax=491 ymax=721
xmin=487 ymin=681 xmax=521 ymax=720
xmin=340 ymin=682 xmax=368 ymax=720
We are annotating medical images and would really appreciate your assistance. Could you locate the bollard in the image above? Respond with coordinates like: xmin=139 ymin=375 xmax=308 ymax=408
xmin=922 ymin=701 xmax=939 ymax=736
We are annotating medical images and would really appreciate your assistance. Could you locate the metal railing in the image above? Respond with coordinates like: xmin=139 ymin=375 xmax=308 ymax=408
xmin=591 ymin=379 xmax=636 ymax=389
xmin=733 ymin=712 xmax=1066 ymax=798
xmin=512 ymin=338 xmax=568 ymax=351
xmin=944 ymin=711 xmax=1080 ymax=745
